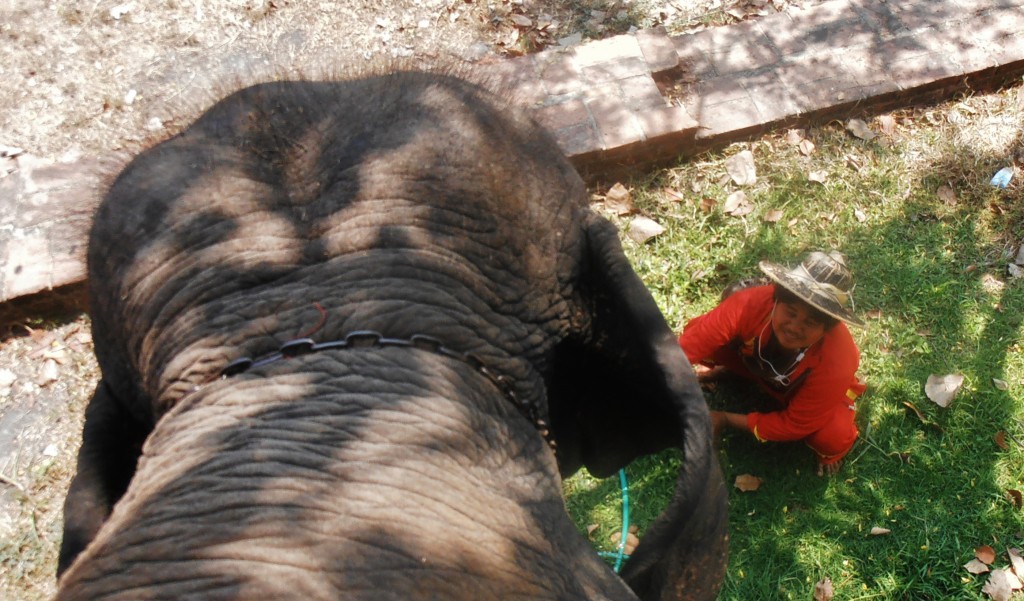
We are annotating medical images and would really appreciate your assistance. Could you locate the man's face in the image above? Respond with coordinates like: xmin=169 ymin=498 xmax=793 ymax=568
xmin=771 ymin=300 xmax=828 ymax=351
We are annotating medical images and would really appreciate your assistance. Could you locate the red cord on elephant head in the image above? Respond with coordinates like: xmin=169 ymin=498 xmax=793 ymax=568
xmin=296 ymin=302 xmax=328 ymax=338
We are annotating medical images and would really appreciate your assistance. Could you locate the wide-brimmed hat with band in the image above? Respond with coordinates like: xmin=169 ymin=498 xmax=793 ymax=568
xmin=758 ymin=250 xmax=864 ymax=328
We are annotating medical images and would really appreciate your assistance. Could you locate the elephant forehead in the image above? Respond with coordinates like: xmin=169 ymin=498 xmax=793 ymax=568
xmin=124 ymin=172 xmax=303 ymax=293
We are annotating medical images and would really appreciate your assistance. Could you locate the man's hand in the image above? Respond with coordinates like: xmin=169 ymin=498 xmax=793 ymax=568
xmin=709 ymin=410 xmax=747 ymax=438
xmin=693 ymin=363 xmax=727 ymax=382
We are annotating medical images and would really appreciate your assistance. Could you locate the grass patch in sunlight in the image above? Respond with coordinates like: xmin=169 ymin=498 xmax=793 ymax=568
xmin=565 ymin=83 xmax=1024 ymax=599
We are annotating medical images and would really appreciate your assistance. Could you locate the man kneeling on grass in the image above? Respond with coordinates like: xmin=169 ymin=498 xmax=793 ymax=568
xmin=679 ymin=250 xmax=866 ymax=476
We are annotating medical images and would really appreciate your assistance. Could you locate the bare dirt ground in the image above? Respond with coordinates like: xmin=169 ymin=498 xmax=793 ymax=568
xmin=0 ymin=0 xmax=788 ymax=598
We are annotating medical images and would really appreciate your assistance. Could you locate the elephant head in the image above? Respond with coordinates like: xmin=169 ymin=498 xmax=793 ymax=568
xmin=56 ymin=67 xmax=728 ymax=600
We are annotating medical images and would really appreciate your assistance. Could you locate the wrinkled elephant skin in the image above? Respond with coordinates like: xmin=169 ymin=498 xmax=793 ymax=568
xmin=56 ymin=68 xmax=728 ymax=600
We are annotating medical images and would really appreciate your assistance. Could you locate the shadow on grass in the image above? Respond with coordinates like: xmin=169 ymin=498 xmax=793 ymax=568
xmin=566 ymin=91 xmax=1024 ymax=598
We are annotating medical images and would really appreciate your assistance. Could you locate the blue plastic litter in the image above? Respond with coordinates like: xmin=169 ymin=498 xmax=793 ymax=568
xmin=991 ymin=167 xmax=1014 ymax=188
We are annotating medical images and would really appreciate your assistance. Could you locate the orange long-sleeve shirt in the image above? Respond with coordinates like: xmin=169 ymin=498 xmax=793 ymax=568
xmin=679 ymin=285 xmax=865 ymax=443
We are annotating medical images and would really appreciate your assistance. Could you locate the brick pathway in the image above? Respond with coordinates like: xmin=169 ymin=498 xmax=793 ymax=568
xmin=3 ymin=0 xmax=1024 ymax=305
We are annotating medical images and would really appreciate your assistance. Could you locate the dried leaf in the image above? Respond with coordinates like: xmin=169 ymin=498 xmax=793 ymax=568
xmin=902 ymin=401 xmax=941 ymax=431
xmin=855 ymin=208 xmax=867 ymax=222
xmin=734 ymin=474 xmax=763 ymax=492
xmin=604 ymin=182 xmax=634 ymax=215
xmin=808 ymin=170 xmax=828 ymax=183
xmin=847 ymin=118 xmax=877 ymax=140
xmin=1009 ymin=548 xmax=1024 ymax=578
xmin=609 ymin=531 xmax=640 ymax=554
xmin=799 ymin=138 xmax=816 ymax=156
xmin=700 ymin=197 xmax=717 ymax=213
xmin=587 ymin=524 xmax=599 ymax=536
xmin=869 ymin=526 xmax=891 ymax=536
xmin=845 ymin=153 xmax=865 ymax=171
xmin=937 ymin=185 xmax=957 ymax=207
xmin=725 ymin=150 xmax=757 ymax=186
xmin=784 ymin=129 xmax=805 ymax=145
xmin=627 ymin=216 xmax=665 ymax=244
xmin=723 ymin=191 xmax=754 ymax=216
xmin=994 ymin=378 xmax=1009 ymax=391
xmin=878 ymin=115 xmax=897 ymax=136
xmin=996 ymin=431 xmax=1009 ymax=450
xmin=925 ymin=373 xmax=965 ymax=408
xmin=662 ymin=187 xmax=686 ymax=202
xmin=1008 ymin=489 xmax=1023 ymax=509
xmin=966 ymin=559 xmax=992 ymax=574
xmin=763 ymin=208 xmax=784 ymax=223
xmin=977 ymin=545 xmax=997 ymax=565
xmin=37 ymin=358 xmax=59 ymax=387
xmin=983 ymin=568 xmax=1023 ymax=601
xmin=509 ymin=14 xmax=533 ymax=27
xmin=813 ymin=577 xmax=834 ymax=601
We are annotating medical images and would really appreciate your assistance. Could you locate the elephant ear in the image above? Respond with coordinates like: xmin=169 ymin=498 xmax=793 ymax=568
xmin=549 ymin=210 xmax=706 ymax=476
xmin=547 ymin=210 xmax=728 ymax=600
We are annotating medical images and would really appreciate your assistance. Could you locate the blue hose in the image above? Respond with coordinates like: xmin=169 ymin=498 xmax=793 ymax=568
xmin=596 ymin=468 xmax=631 ymax=573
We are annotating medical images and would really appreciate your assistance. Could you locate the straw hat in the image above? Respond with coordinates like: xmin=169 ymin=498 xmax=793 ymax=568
xmin=758 ymin=251 xmax=864 ymax=328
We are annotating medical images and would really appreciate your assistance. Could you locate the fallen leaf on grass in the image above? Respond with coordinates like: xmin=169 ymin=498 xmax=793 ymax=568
xmin=700 ymin=197 xmax=717 ymax=213
xmin=603 ymin=182 xmax=634 ymax=215
xmin=784 ymin=129 xmax=805 ymax=145
xmin=902 ymin=401 xmax=940 ymax=431
xmin=995 ymin=431 xmax=1009 ymax=450
xmin=925 ymin=373 xmax=964 ymax=408
xmin=994 ymin=378 xmax=1009 ymax=391
xmin=847 ymin=118 xmax=877 ymax=141
xmin=726 ymin=150 xmax=757 ymax=186
xmin=977 ymin=545 xmax=997 ymax=565
xmin=799 ymin=138 xmax=816 ymax=156
xmin=662 ymin=187 xmax=686 ymax=203
xmin=627 ymin=216 xmax=665 ymax=244
xmin=937 ymin=185 xmax=957 ymax=207
xmin=878 ymin=115 xmax=897 ymax=136
xmin=982 ymin=568 xmax=1023 ymax=601
xmin=1008 ymin=490 xmax=1023 ymax=509
xmin=808 ymin=170 xmax=828 ymax=183
xmin=734 ymin=474 xmax=762 ymax=492
xmin=855 ymin=208 xmax=867 ymax=222
xmin=763 ymin=208 xmax=784 ymax=223
xmin=869 ymin=526 xmax=891 ymax=536
xmin=813 ymin=577 xmax=834 ymax=601
xmin=609 ymin=531 xmax=640 ymax=555
xmin=966 ymin=559 xmax=991 ymax=574
xmin=723 ymin=191 xmax=754 ymax=216
xmin=1009 ymin=548 xmax=1024 ymax=577
xmin=587 ymin=524 xmax=599 ymax=536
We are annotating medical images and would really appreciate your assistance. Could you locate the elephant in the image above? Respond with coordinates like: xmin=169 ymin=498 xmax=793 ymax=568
xmin=56 ymin=66 xmax=728 ymax=600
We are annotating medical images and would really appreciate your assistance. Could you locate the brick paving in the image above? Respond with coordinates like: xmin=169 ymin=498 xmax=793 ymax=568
xmin=513 ymin=0 xmax=1024 ymax=181
xmin=3 ymin=0 xmax=1024 ymax=305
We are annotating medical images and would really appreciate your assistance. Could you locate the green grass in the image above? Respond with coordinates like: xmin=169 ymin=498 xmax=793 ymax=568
xmin=564 ymin=86 xmax=1024 ymax=600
